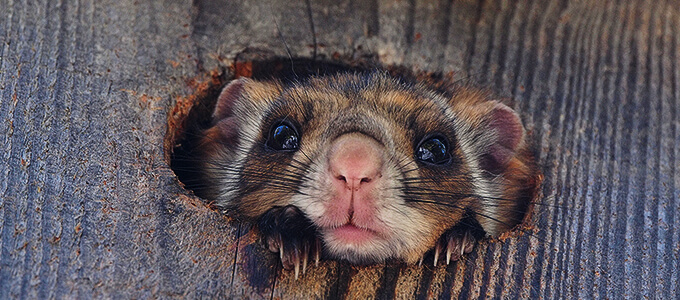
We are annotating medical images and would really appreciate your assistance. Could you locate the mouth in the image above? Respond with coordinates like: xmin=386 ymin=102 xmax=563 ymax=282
xmin=327 ymin=223 xmax=380 ymax=245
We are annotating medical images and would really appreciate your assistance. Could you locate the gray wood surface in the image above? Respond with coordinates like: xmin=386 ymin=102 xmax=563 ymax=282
xmin=0 ymin=0 xmax=678 ymax=298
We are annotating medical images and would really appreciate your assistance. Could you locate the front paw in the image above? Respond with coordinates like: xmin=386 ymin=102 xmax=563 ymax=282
xmin=257 ymin=205 xmax=321 ymax=278
xmin=431 ymin=221 xmax=485 ymax=266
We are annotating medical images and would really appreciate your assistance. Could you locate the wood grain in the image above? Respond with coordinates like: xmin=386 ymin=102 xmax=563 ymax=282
xmin=0 ymin=0 xmax=677 ymax=298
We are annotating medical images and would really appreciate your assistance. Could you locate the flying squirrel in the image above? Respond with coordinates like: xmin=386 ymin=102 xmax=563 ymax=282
xmin=190 ymin=71 xmax=540 ymax=278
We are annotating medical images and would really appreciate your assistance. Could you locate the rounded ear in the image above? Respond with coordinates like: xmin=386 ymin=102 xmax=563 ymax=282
xmin=478 ymin=102 xmax=526 ymax=174
xmin=212 ymin=78 xmax=251 ymax=122
xmin=201 ymin=78 xmax=252 ymax=152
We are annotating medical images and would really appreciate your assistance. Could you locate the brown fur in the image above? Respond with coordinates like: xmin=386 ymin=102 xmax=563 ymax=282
xmin=198 ymin=72 xmax=540 ymax=264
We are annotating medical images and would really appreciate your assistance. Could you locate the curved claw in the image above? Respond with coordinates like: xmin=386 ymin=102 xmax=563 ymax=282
xmin=294 ymin=249 xmax=300 ymax=280
xmin=463 ymin=231 xmax=475 ymax=253
xmin=258 ymin=206 xmax=322 ymax=279
xmin=267 ymin=233 xmax=282 ymax=253
xmin=435 ymin=225 xmax=480 ymax=266
xmin=314 ymin=238 xmax=321 ymax=267
xmin=433 ymin=242 xmax=442 ymax=266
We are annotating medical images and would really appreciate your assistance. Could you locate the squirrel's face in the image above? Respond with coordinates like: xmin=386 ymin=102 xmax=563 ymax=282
xmin=200 ymin=72 xmax=536 ymax=266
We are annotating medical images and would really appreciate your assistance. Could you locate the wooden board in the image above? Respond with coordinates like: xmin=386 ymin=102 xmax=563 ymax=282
xmin=0 ymin=0 xmax=678 ymax=298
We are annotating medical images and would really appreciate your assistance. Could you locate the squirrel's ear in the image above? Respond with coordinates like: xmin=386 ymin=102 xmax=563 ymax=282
xmin=478 ymin=102 xmax=526 ymax=174
xmin=212 ymin=78 xmax=251 ymax=122
xmin=203 ymin=78 xmax=253 ymax=149
xmin=207 ymin=78 xmax=282 ymax=146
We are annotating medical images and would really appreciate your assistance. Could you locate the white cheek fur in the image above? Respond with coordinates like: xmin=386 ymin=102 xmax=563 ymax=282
xmin=212 ymin=100 xmax=269 ymax=209
xmin=451 ymin=114 xmax=504 ymax=236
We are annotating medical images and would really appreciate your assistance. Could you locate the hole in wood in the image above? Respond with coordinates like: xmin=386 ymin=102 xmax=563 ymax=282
xmin=164 ymin=48 xmax=540 ymax=275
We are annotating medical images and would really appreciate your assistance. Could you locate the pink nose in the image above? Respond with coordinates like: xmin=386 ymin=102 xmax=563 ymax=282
xmin=328 ymin=133 xmax=384 ymax=191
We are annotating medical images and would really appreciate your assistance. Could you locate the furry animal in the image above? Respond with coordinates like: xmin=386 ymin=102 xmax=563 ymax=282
xmin=195 ymin=72 xmax=539 ymax=277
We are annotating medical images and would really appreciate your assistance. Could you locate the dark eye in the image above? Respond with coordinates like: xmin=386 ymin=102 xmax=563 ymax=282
xmin=267 ymin=123 xmax=299 ymax=151
xmin=416 ymin=137 xmax=450 ymax=165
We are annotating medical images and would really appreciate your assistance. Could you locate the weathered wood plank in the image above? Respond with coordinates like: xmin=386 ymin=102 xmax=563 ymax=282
xmin=0 ymin=0 xmax=678 ymax=298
